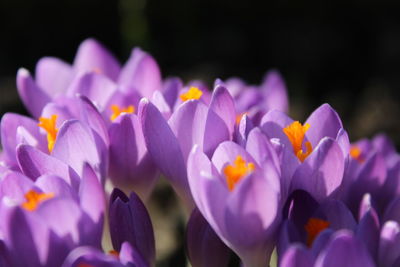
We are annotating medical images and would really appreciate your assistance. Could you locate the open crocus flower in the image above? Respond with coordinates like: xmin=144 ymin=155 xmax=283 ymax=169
xmin=218 ymin=70 xmax=289 ymax=126
xmin=16 ymin=38 xmax=162 ymax=119
xmin=279 ymin=190 xmax=379 ymax=267
xmin=187 ymin=141 xmax=281 ymax=267
xmin=341 ymin=134 xmax=400 ymax=216
xmin=0 ymin=164 xmax=105 ymax=267
xmin=259 ymin=103 xmax=349 ymax=202
xmin=139 ymin=84 xmax=235 ymax=208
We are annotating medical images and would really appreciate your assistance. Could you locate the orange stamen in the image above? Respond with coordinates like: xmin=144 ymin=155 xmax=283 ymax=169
xmin=223 ymin=155 xmax=255 ymax=191
xmin=350 ymin=146 xmax=364 ymax=163
xmin=304 ymin=218 xmax=330 ymax=247
xmin=109 ymin=250 xmax=120 ymax=258
xmin=180 ymin=86 xmax=203 ymax=102
xmin=110 ymin=105 xmax=135 ymax=121
xmin=22 ymin=190 xmax=54 ymax=211
xmin=235 ymin=112 xmax=248 ymax=125
xmin=38 ymin=115 xmax=58 ymax=152
xmin=283 ymin=121 xmax=313 ymax=162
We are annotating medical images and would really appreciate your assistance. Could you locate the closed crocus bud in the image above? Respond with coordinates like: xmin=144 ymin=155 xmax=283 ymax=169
xmin=109 ymin=188 xmax=155 ymax=267
xmin=186 ymin=208 xmax=232 ymax=267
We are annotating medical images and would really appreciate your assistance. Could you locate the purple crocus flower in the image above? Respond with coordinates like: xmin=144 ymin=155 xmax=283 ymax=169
xmin=259 ymin=103 xmax=349 ymax=202
xmin=220 ymin=70 xmax=289 ymax=125
xmin=139 ymin=84 xmax=235 ymax=208
xmin=186 ymin=208 xmax=232 ymax=267
xmin=0 ymin=164 xmax=105 ymax=267
xmin=109 ymin=188 xmax=155 ymax=267
xmin=17 ymin=38 xmax=162 ymax=119
xmin=187 ymin=140 xmax=281 ymax=267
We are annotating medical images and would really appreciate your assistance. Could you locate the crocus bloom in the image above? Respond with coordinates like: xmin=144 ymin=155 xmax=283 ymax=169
xmin=17 ymin=38 xmax=162 ymax=118
xmin=109 ymin=188 xmax=155 ymax=266
xmin=187 ymin=140 xmax=281 ymax=267
xmin=220 ymin=69 xmax=289 ymax=125
xmin=140 ymin=84 xmax=235 ymax=208
xmin=259 ymin=103 xmax=348 ymax=202
xmin=0 ymin=164 xmax=105 ymax=266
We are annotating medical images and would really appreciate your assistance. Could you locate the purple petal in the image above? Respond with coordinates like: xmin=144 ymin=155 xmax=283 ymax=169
xmin=162 ymin=77 xmax=182 ymax=109
xmin=315 ymin=230 xmax=375 ymax=267
xmin=73 ymin=38 xmax=121 ymax=81
xmin=139 ymin=99 xmax=191 ymax=205
xmin=119 ymin=241 xmax=148 ymax=267
xmin=109 ymin=189 xmax=155 ymax=266
xmin=260 ymin=109 xmax=294 ymax=149
xmin=151 ymin=90 xmax=171 ymax=119
xmin=290 ymin=138 xmax=345 ymax=201
xmin=314 ymin=199 xmax=357 ymax=231
xmin=52 ymin=120 xmax=104 ymax=181
xmin=109 ymin=114 xmax=157 ymax=200
xmin=187 ymin=145 xmax=228 ymax=238
xmin=67 ymin=72 xmax=117 ymax=111
xmin=235 ymin=114 xmax=254 ymax=147
xmin=17 ymin=144 xmax=80 ymax=189
xmin=356 ymin=208 xmax=380 ymax=261
xmin=16 ymin=68 xmax=51 ymax=118
xmin=305 ymin=104 xmax=343 ymax=148
xmin=1 ymin=113 xmax=46 ymax=167
xmin=280 ymin=245 xmax=314 ymax=267
xmin=61 ymin=246 xmax=123 ymax=267
xmin=378 ymin=221 xmax=400 ymax=267
xmin=35 ymin=57 xmax=73 ymax=97
xmin=118 ymin=47 xmax=162 ymax=98
xmin=186 ymin=208 xmax=231 ymax=267
xmin=0 ymin=171 xmax=34 ymax=203
xmin=36 ymin=175 xmax=77 ymax=201
xmin=209 ymin=85 xmax=236 ymax=138
xmin=261 ymin=70 xmax=289 ymax=113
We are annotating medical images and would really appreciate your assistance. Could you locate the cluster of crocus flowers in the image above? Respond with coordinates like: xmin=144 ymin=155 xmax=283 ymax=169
xmin=0 ymin=38 xmax=399 ymax=267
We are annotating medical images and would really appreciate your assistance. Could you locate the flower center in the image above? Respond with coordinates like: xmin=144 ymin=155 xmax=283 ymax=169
xmin=109 ymin=250 xmax=120 ymax=258
xmin=180 ymin=86 xmax=203 ymax=102
xmin=223 ymin=155 xmax=255 ymax=191
xmin=38 ymin=114 xmax=58 ymax=152
xmin=110 ymin=104 xmax=135 ymax=121
xmin=22 ymin=190 xmax=54 ymax=211
xmin=350 ymin=146 xmax=364 ymax=163
xmin=304 ymin=217 xmax=330 ymax=247
xmin=283 ymin=121 xmax=313 ymax=162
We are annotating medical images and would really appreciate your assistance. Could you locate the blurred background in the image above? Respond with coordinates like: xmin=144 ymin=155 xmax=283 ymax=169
xmin=0 ymin=0 xmax=399 ymax=265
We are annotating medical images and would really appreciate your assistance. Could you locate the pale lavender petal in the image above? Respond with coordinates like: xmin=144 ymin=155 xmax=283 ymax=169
xmin=315 ymin=230 xmax=375 ymax=267
xmin=1 ymin=113 xmax=46 ymax=167
xmin=162 ymin=77 xmax=182 ymax=109
xmin=119 ymin=241 xmax=148 ymax=267
xmin=35 ymin=57 xmax=74 ymax=97
xmin=187 ymin=145 xmax=228 ymax=238
xmin=305 ymin=104 xmax=343 ymax=147
xmin=152 ymin=90 xmax=171 ymax=119
xmin=16 ymin=68 xmax=51 ymax=118
xmin=61 ymin=246 xmax=123 ymax=267
xmin=0 ymin=171 xmax=34 ymax=202
xmin=379 ymin=221 xmax=400 ymax=267
xmin=260 ymin=109 xmax=294 ymax=149
xmin=262 ymin=70 xmax=289 ymax=113
xmin=67 ymin=72 xmax=117 ymax=111
xmin=139 ymin=99 xmax=191 ymax=206
xmin=336 ymin=128 xmax=350 ymax=158
xmin=73 ymin=38 xmax=121 ymax=81
xmin=209 ymin=85 xmax=236 ymax=138
xmin=118 ymin=47 xmax=162 ymax=98
xmin=52 ymin=120 xmax=103 ymax=181
xmin=17 ymin=144 xmax=80 ymax=189
xmin=36 ymin=175 xmax=77 ymax=201
xmin=235 ymin=114 xmax=254 ymax=147
xmin=280 ymin=245 xmax=314 ymax=267
xmin=290 ymin=138 xmax=345 ymax=201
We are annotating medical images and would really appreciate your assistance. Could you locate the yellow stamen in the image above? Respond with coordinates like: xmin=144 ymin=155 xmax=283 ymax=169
xmin=283 ymin=121 xmax=313 ymax=162
xmin=223 ymin=155 xmax=255 ymax=191
xmin=350 ymin=146 xmax=364 ymax=163
xmin=180 ymin=86 xmax=203 ymax=102
xmin=110 ymin=105 xmax=135 ymax=121
xmin=304 ymin=218 xmax=330 ymax=247
xmin=22 ymin=190 xmax=54 ymax=211
xmin=38 ymin=115 xmax=58 ymax=152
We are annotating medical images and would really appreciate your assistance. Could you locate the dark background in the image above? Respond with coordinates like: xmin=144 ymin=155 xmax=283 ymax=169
xmin=0 ymin=0 xmax=400 ymax=266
